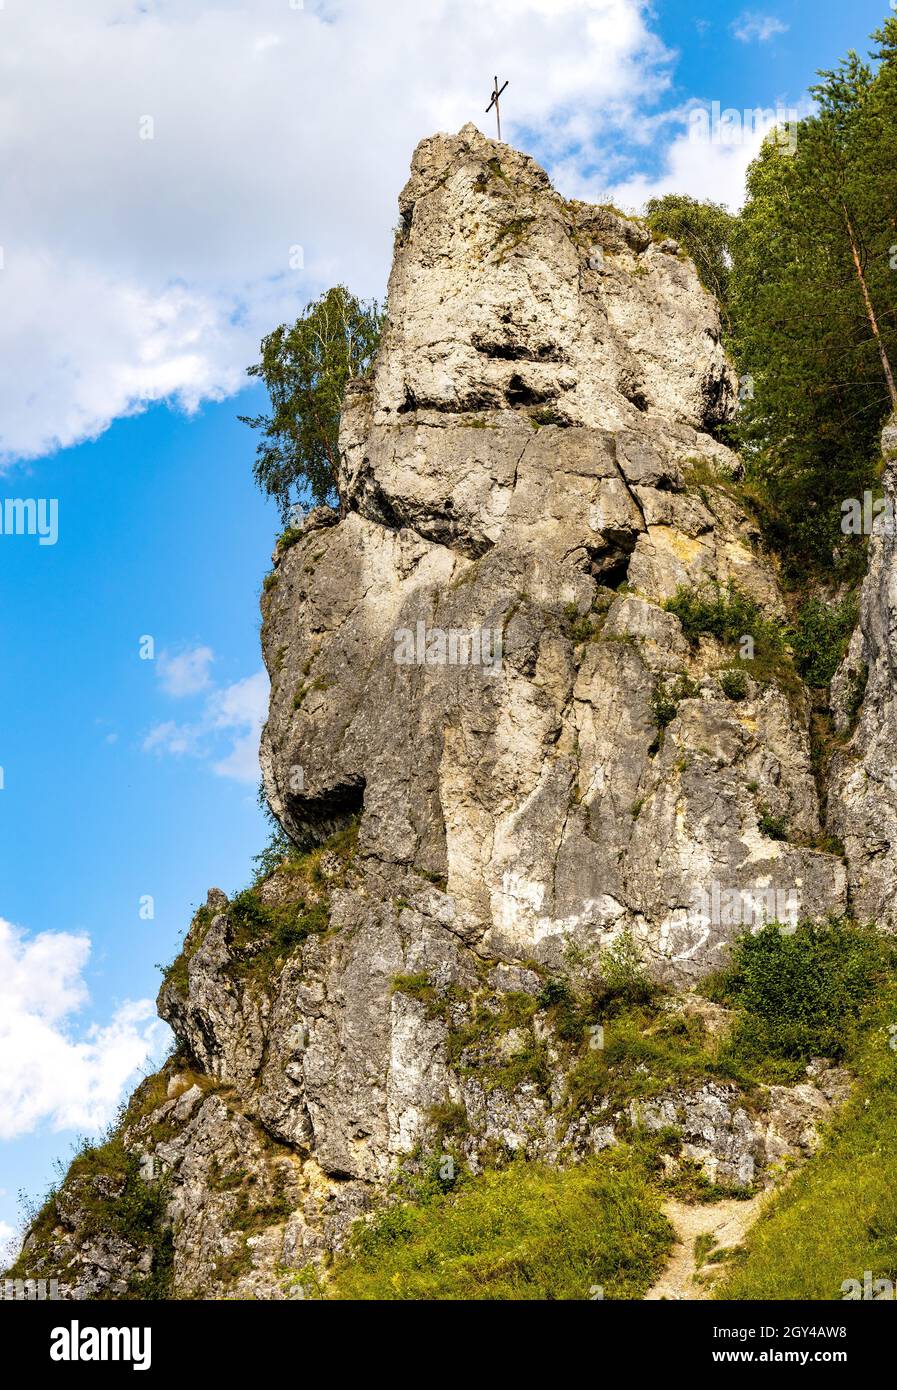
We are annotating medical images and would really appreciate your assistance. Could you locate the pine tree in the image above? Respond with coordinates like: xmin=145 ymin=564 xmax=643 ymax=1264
xmin=730 ymin=19 xmax=897 ymax=573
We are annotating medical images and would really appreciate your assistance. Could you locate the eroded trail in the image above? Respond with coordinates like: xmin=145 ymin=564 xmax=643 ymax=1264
xmin=645 ymin=1196 xmax=766 ymax=1301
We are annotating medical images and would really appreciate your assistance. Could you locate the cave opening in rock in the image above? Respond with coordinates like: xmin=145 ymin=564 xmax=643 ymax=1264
xmin=286 ymin=776 xmax=366 ymax=851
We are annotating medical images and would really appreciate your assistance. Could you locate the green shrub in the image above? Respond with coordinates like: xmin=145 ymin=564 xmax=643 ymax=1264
xmin=714 ymin=976 xmax=897 ymax=1299
xmin=592 ymin=929 xmax=661 ymax=1015
xmin=252 ymin=824 xmax=302 ymax=882
xmin=757 ymin=804 xmax=789 ymax=841
xmin=9 ymin=1129 xmax=176 ymax=1299
xmin=844 ymin=662 xmax=869 ymax=725
xmin=537 ymin=978 xmax=574 ymax=1012
xmin=651 ymin=674 xmax=698 ymax=731
xmin=530 ymin=406 xmax=565 ymax=427
xmin=561 ymin=601 xmax=605 ymax=644
xmin=276 ymin=526 xmax=304 ymax=554
xmin=665 ymin=581 xmax=768 ymax=646
xmin=706 ymin=920 xmax=897 ymax=1077
xmin=537 ymin=978 xmax=595 ymax=1045
xmin=328 ymin=1152 xmax=673 ymax=1300
xmin=665 ymin=582 xmax=797 ymax=696
xmin=719 ymin=667 xmax=748 ymax=700
xmin=790 ymin=595 xmax=858 ymax=688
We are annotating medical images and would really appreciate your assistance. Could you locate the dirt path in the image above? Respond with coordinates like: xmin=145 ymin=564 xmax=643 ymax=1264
xmin=645 ymin=1195 xmax=766 ymax=1300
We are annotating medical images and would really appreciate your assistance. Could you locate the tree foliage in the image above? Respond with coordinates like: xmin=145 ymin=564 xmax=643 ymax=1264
xmin=241 ymin=286 xmax=383 ymax=517
xmin=645 ymin=193 xmax=737 ymax=327
xmin=729 ymin=17 xmax=897 ymax=573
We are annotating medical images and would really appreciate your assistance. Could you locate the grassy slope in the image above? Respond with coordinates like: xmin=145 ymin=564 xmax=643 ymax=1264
xmin=328 ymin=924 xmax=897 ymax=1302
xmin=715 ymin=982 xmax=897 ymax=1300
xmin=328 ymin=1151 xmax=673 ymax=1301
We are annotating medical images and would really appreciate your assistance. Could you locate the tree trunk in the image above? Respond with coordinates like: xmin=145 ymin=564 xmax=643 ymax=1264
xmin=844 ymin=205 xmax=897 ymax=410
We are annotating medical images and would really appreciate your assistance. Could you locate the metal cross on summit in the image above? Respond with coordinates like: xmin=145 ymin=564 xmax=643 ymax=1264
xmin=486 ymin=76 xmax=509 ymax=141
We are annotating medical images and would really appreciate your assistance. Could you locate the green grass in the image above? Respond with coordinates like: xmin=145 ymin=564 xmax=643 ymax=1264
xmin=327 ymin=1151 xmax=673 ymax=1300
xmin=562 ymin=1004 xmax=750 ymax=1116
xmin=714 ymin=978 xmax=897 ymax=1300
xmin=225 ymin=887 xmax=329 ymax=982
xmin=446 ymin=989 xmax=548 ymax=1094
xmin=160 ymin=904 xmax=213 ymax=991
xmin=162 ymin=823 xmax=359 ymax=995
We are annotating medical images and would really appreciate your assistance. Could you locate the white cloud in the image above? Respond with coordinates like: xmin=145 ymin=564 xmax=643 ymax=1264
xmin=0 ymin=917 xmax=166 ymax=1141
xmin=0 ymin=0 xmax=671 ymax=465
xmin=157 ymin=644 xmax=215 ymax=697
xmin=731 ymin=12 xmax=788 ymax=43
xmin=142 ymin=719 xmax=199 ymax=758
xmin=608 ymin=101 xmax=808 ymax=213
xmin=0 ymin=1221 xmax=18 ymax=1268
xmin=212 ymin=732 xmax=266 ymax=784
xmin=209 ymin=672 xmax=270 ymax=782
xmin=143 ymin=667 xmax=269 ymax=783
xmin=207 ymin=671 xmax=269 ymax=731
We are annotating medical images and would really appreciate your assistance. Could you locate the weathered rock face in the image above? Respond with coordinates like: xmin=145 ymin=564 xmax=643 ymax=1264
xmin=630 ymin=1060 xmax=852 ymax=1188
xmin=263 ymin=122 xmax=844 ymax=985
xmin=9 ymin=127 xmax=858 ymax=1301
xmin=338 ymin=123 xmax=736 ymax=553
xmin=829 ymin=418 xmax=897 ymax=926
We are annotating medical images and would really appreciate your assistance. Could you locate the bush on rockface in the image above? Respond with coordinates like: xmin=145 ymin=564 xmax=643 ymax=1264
xmin=790 ymin=594 xmax=858 ymax=688
xmin=704 ymin=919 xmax=897 ymax=1076
xmin=665 ymin=581 xmax=772 ymax=647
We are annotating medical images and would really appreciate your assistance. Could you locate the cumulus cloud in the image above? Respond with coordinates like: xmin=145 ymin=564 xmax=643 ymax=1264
xmin=208 ymin=671 xmax=270 ymax=783
xmin=0 ymin=1 xmax=808 ymax=463
xmin=142 ymin=719 xmax=199 ymax=758
xmin=0 ymin=917 xmax=167 ymax=1141
xmin=608 ymin=99 xmax=808 ymax=213
xmin=156 ymin=645 xmax=215 ymax=697
xmin=0 ymin=0 xmax=671 ymax=465
xmin=731 ymin=12 xmax=789 ymax=43
xmin=143 ymin=664 xmax=268 ymax=783
xmin=0 ymin=1220 xmax=19 ymax=1269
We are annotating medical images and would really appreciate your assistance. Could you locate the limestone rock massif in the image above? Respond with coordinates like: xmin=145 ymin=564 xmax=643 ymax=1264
xmin=10 ymin=125 xmax=889 ymax=1301
xmin=263 ymin=122 xmax=844 ymax=981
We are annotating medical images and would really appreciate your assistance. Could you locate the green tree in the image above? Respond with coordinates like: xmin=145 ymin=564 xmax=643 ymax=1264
xmin=645 ymin=194 xmax=737 ymax=329
xmin=730 ymin=18 xmax=897 ymax=573
xmin=241 ymin=286 xmax=384 ymax=517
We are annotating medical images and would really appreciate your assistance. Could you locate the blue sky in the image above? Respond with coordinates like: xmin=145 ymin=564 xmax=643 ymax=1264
xmin=0 ymin=0 xmax=892 ymax=1251
xmin=0 ymin=390 xmax=278 ymax=1241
